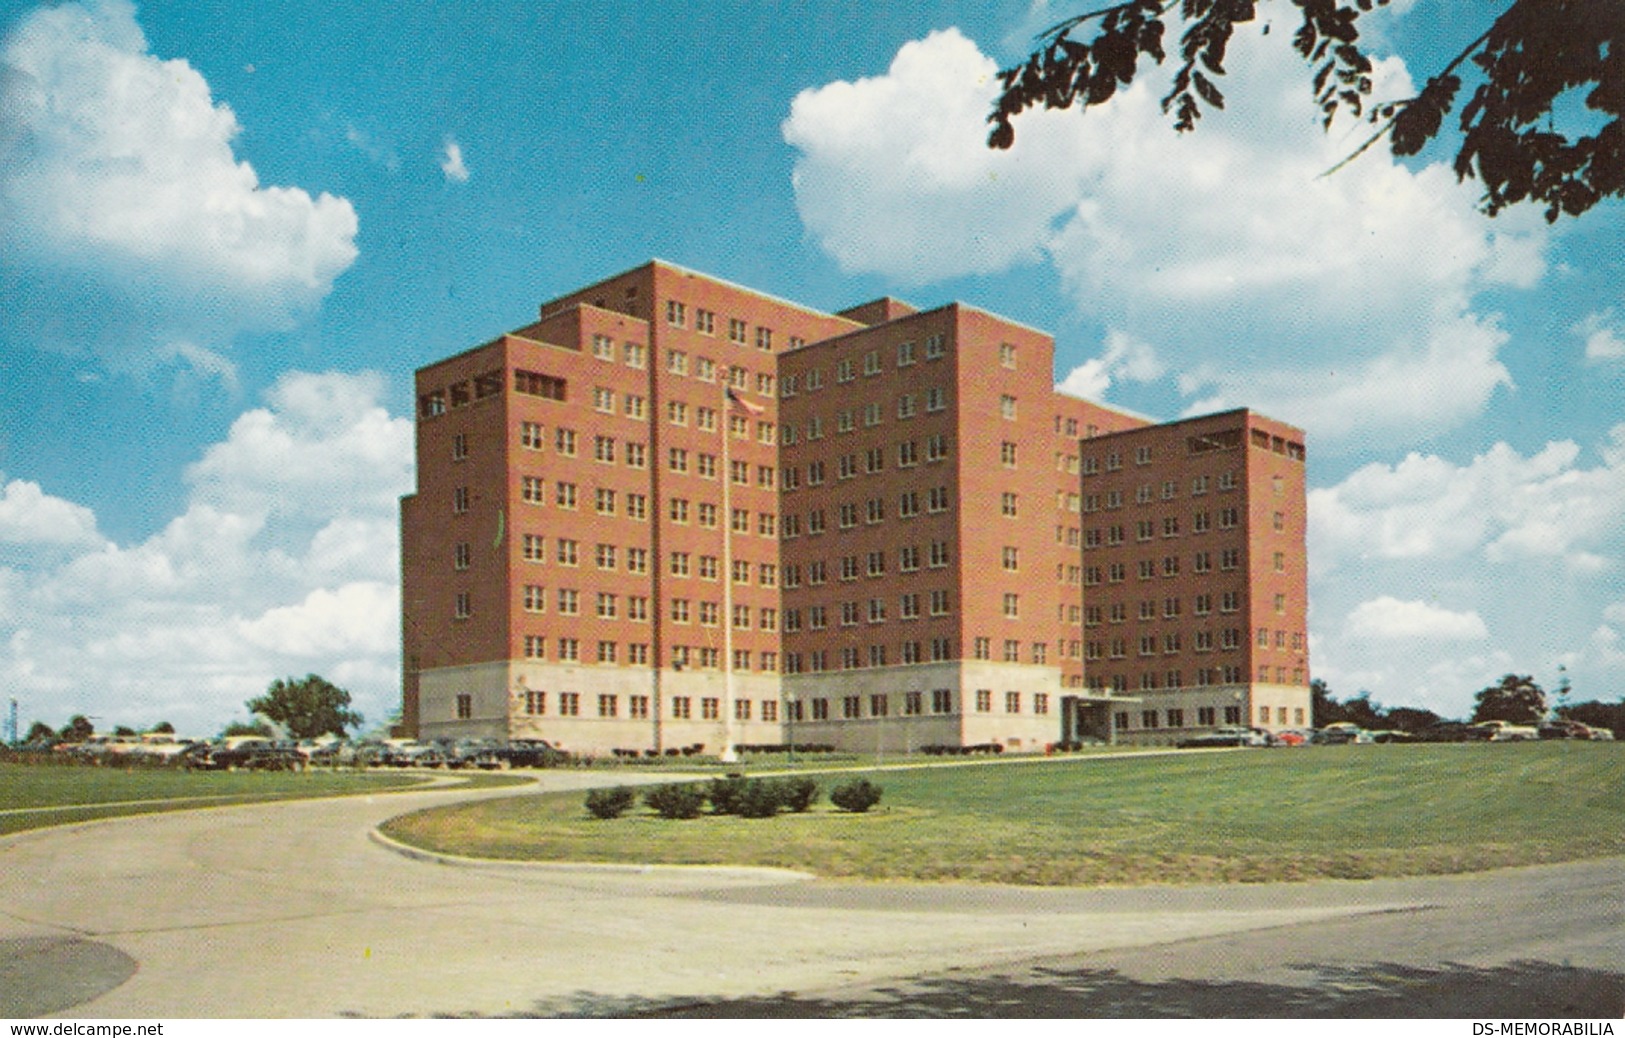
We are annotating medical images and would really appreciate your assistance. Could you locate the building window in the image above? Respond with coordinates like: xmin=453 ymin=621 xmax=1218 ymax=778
xmin=975 ymin=689 xmax=993 ymax=713
xmin=455 ymin=694 xmax=472 ymax=719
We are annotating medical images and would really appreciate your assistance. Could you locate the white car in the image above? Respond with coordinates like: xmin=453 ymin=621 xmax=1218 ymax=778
xmin=1468 ymin=720 xmax=1540 ymax=741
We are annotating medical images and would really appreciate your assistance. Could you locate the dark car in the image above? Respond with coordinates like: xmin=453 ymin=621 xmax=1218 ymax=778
xmin=382 ymin=740 xmax=447 ymax=768
xmin=439 ymin=739 xmax=512 ymax=769
xmin=1538 ymin=720 xmax=1593 ymax=740
xmin=187 ymin=737 xmax=305 ymax=771
xmin=502 ymin=739 xmax=569 ymax=768
xmin=1415 ymin=721 xmax=1474 ymax=743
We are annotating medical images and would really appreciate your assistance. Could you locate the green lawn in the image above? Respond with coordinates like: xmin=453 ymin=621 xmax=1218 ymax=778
xmin=0 ymin=764 xmax=530 ymax=836
xmin=380 ymin=743 xmax=1625 ymax=885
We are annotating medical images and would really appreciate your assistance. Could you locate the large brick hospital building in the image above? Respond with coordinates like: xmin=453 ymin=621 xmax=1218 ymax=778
xmin=400 ymin=261 xmax=1310 ymax=753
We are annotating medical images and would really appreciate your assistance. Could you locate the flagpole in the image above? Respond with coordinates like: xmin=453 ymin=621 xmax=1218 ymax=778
xmin=720 ymin=379 xmax=738 ymax=764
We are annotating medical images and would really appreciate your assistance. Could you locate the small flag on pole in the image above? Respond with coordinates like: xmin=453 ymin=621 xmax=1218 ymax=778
xmin=726 ymin=387 xmax=764 ymax=414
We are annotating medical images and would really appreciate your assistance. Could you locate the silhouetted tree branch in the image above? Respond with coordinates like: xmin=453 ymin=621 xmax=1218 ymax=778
xmin=989 ymin=0 xmax=1624 ymax=221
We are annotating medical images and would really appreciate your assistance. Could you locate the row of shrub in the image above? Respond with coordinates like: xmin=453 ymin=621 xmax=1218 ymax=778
xmin=605 ymin=744 xmax=708 ymax=759
xmin=918 ymin=742 xmax=1005 ymax=756
xmin=584 ymin=776 xmax=883 ymax=820
xmin=601 ymin=743 xmax=843 ymax=760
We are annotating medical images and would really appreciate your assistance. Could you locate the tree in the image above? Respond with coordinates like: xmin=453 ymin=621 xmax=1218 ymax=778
xmin=988 ymin=0 xmax=1623 ymax=222
xmin=112 ymin=725 xmax=136 ymax=736
xmin=245 ymin=674 xmax=363 ymax=740
xmin=1383 ymin=706 xmax=1442 ymax=733
xmin=1471 ymin=673 xmax=1547 ymax=724
xmin=149 ymin=721 xmax=175 ymax=734
xmin=222 ymin=720 xmax=273 ymax=738
xmin=1340 ymin=691 xmax=1385 ymax=729
xmin=58 ymin=715 xmax=94 ymax=742
xmin=24 ymin=720 xmax=56 ymax=744
xmin=1310 ymin=678 xmax=1347 ymax=726
xmin=1560 ymin=698 xmax=1625 ymax=739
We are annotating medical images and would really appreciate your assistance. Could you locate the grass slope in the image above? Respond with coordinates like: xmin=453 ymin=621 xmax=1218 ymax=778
xmin=0 ymin=764 xmax=529 ymax=836
xmin=380 ymin=743 xmax=1625 ymax=885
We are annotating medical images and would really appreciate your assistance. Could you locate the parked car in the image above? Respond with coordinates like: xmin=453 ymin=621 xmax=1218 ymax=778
xmin=1370 ymin=729 xmax=1415 ymax=743
xmin=1176 ymin=726 xmax=1269 ymax=748
xmin=1467 ymin=720 xmax=1540 ymax=742
xmin=1269 ymin=729 xmax=1311 ymax=747
xmin=1312 ymin=723 xmax=1374 ymax=745
xmin=381 ymin=740 xmax=446 ymax=768
xmin=186 ymin=736 xmax=305 ymax=771
xmin=1415 ymin=721 xmax=1475 ymax=743
xmin=1538 ymin=720 xmax=1593 ymax=740
xmin=502 ymin=739 xmax=569 ymax=767
xmin=436 ymin=739 xmax=512 ymax=770
xmin=132 ymin=732 xmax=196 ymax=762
xmin=296 ymin=737 xmax=357 ymax=766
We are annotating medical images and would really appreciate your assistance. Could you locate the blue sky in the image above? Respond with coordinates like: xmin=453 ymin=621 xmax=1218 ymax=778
xmin=1 ymin=0 xmax=1620 ymax=735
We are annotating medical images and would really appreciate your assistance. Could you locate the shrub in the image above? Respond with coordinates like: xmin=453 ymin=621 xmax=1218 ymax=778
xmin=584 ymin=786 xmax=635 ymax=819
xmin=644 ymin=783 xmax=706 ymax=819
xmin=830 ymin=778 xmax=883 ymax=813
xmin=776 ymin=776 xmax=819 ymax=813
xmin=735 ymin=779 xmax=783 ymax=819
xmin=707 ymin=775 xmax=749 ymax=815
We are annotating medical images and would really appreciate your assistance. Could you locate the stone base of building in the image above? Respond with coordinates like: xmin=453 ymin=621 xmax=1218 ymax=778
xmin=410 ymin=662 xmax=1311 ymax=756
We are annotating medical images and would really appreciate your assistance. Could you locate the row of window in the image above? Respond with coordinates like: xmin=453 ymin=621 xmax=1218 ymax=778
xmin=1115 ymin=705 xmax=1250 ymax=730
xmin=588 ymin=334 xmax=648 ymax=369
xmin=1083 ymin=552 xmax=1247 ymax=584
xmin=791 ymin=388 xmax=952 ymax=438
xmin=518 ymin=637 xmax=782 ymax=671
xmin=664 ymin=302 xmax=792 ymax=353
xmin=781 ymin=438 xmax=951 ymax=484
xmin=516 ymin=587 xmax=781 ymax=628
xmin=1086 ymin=627 xmax=1246 ymax=659
xmin=660 ymin=350 xmax=776 ymax=394
xmin=1083 ymin=509 xmax=1250 ymax=544
xmin=418 ymin=369 xmax=508 ymax=418
xmin=1080 ymin=473 xmax=1239 ymax=510
xmin=777 ymin=335 xmax=950 ymax=397
xmin=1089 ymin=666 xmax=1248 ymax=692
xmin=510 ymin=684 xmax=1052 ymax=723
xmin=1082 ymin=600 xmax=1305 ymax=641
xmin=1109 ymin=700 xmax=1308 ymax=729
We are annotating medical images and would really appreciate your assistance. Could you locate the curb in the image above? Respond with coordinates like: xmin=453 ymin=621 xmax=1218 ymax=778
xmin=366 ymin=825 xmax=818 ymax=882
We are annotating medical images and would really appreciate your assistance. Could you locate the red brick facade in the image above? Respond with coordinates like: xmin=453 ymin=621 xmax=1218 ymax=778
xmin=401 ymin=261 xmax=1310 ymax=753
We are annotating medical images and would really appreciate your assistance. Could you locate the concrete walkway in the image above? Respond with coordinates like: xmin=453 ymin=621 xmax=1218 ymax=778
xmin=0 ymin=770 xmax=1617 ymax=1017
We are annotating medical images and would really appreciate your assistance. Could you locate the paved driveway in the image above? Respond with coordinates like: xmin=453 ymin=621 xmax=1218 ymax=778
xmin=1 ymin=771 xmax=1618 ymax=1017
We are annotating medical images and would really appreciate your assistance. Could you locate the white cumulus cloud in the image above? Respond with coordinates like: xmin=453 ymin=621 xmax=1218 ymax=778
xmin=0 ymin=371 xmax=412 ymax=735
xmin=1574 ymin=310 xmax=1625 ymax=361
xmin=1306 ymin=425 xmax=1625 ymax=715
xmin=440 ymin=137 xmax=470 ymax=182
xmin=0 ymin=0 xmax=358 ymax=377
xmin=1310 ymin=427 xmax=1625 ymax=573
xmin=0 ymin=479 xmax=106 ymax=549
xmin=783 ymin=24 xmax=1548 ymax=447
xmin=1056 ymin=330 xmax=1165 ymax=402
xmin=1346 ymin=597 xmax=1489 ymax=641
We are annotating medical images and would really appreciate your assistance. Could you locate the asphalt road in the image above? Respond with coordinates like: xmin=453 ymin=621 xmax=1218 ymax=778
xmin=0 ymin=771 xmax=1619 ymax=1018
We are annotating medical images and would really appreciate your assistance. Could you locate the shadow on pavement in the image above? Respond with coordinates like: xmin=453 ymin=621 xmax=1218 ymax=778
xmin=0 ymin=937 xmax=139 ymax=1018
xmin=632 ymin=959 xmax=1624 ymax=1019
